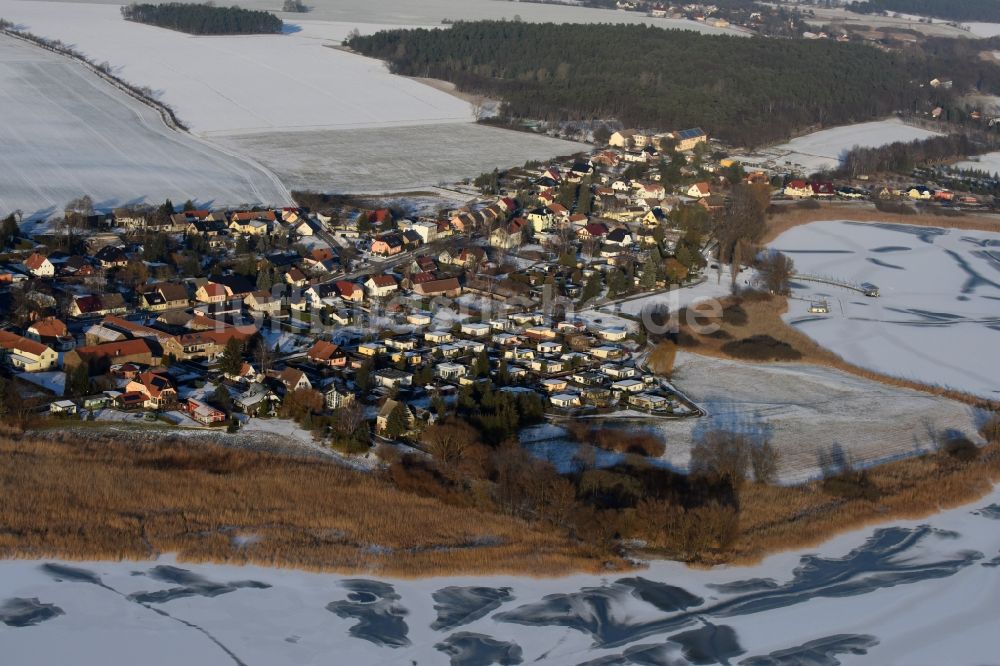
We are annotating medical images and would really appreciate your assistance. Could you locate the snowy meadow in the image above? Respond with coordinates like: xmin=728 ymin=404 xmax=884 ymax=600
xmin=772 ymin=220 xmax=1000 ymax=399
xmin=0 ymin=34 xmax=291 ymax=219
xmin=2 ymin=485 xmax=1000 ymax=665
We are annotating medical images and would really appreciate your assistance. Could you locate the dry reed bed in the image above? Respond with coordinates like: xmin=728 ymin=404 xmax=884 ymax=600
xmin=729 ymin=442 xmax=1000 ymax=564
xmin=0 ymin=433 xmax=609 ymax=576
xmin=762 ymin=201 xmax=1000 ymax=244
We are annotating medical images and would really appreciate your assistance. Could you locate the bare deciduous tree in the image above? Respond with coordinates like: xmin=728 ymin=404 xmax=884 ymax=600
xmin=756 ymin=250 xmax=795 ymax=295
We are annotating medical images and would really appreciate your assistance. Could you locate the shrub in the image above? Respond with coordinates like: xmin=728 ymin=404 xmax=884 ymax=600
xmin=722 ymin=303 xmax=748 ymax=326
xmin=943 ymin=435 xmax=980 ymax=462
xmin=795 ymin=199 xmax=821 ymax=210
xmin=822 ymin=469 xmax=880 ymax=501
xmin=721 ymin=334 xmax=802 ymax=361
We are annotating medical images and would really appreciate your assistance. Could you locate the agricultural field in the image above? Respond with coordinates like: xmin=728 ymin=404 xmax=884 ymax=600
xmin=216 ymin=123 xmax=588 ymax=194
xmin=0 ymin=34 xmax=290 ymax=220
xmin=19 ymin=0 xmax=745 ymax=34
xmin=3 ymin=484 xmax=1000 ymax=664
xmin=0 ymin=0 xmax=594 ymax=199
xmin=773 ymin=220 xmax=1000 ymax=398
xmin=736 ymin=119 xmax=942 ymax=174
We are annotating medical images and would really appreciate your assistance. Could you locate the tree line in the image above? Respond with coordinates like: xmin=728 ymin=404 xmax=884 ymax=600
xmin=840 ymin=132 xmax=1000 ymax=177
xmin=121 ymin=3 xmax=283 ymax=35
xmin=847 ymin=0 xmax=1000 ymax=22
xmin=347 ymin=21 xmax=990 ymax=146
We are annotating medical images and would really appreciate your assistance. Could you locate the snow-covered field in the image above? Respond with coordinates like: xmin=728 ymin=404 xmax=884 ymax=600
xmin=0 ymin=34 xmax=290 ymax=219
xmin=0 ymin=1 xmax=473 ymax=135
xmin=738 ymin=119 xmax=942 ymax=175
xmin=3 ymin=483 xmax=1000 ymax=664
xmin=216 ymin=122 xmax=588 ymax=194
xmin=19 ymin=0 xmax=746 ymax=34
xmin=0 ymin=0 xmax=591 ymax=199
xmin=772 ymin=220 xmax=1000 ymax=399
xmin=528 ymin=351 xmax=985 ymax=484
xmin=955 ymin=150 xmax=1000 ymax=175
xmin=965 ymin=22 xmax=1000 ymax=38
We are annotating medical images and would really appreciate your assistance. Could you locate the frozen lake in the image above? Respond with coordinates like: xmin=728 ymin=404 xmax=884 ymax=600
xmin=2 ymin=484 xmax=999 ymax=664
xmin=0 ymin=34 xmax=291 ymax=219
xmin=772 ymin=220 xmax=1000 ymax=399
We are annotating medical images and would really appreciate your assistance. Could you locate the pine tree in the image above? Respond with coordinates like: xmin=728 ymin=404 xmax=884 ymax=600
xmin=218 ymin=337 xmax=244 ymax=377
xmin=640 ymin=252 xmax=659 ymax=291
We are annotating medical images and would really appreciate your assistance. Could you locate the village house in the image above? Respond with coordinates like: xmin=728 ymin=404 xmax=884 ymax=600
xmin=139 ymin=282 xmax=190 ymax=312
xmin=195 ymin=281 xmax=229 ymax=304
xmin=307 ymin=340 xmax=346 ymax=367
xmin=412 ymin=277 xmax=462 ymax=298
xmin=69 ymin=294 xmax=127 ymax=318
xmin=244 ymin=290 xmax=282 ymax=316
xmin=235 ymin=382 xmax=276 ymax=415
xmin=375 ymin=398 xmax=414 ymax=436
xmin=460 ymin=322 xmax=491 ymax=337
xmin=276 ymin=367 xmax=311 ymax=392
xmin=365 ymin=275 xmax=399 ymax=299
xmin=324 ymin=382 xmax=355 ymax=410
xmin=435 ymin=362 xmax=467 ymax=381
xmin=526 ymin=207 xmax=555 ymax=232
xmin=371 ymin=233 xmax=404 ymax=257
xmin=686 ymin=182 xmax=711 ymax=198
xmin=187 ymin=398 xmax=227 ymax=425
xmin=784 ymin=180 xmax=813 ymax=198
xmin=0 ymin=330 xmax=58 ymax=372
xmin=540 ymin=377 xmax=569 ymax=393
xmin=125 ymin=371 xmax=177 ymax=410
xmin=374 ymin=368 xmax=413 ymax=390
xmin=95 ymin=245 xmax=129 ymax=269
xmin=24 ymin=253 xmax=55 ymax=277
xmin=64 ymin=338 xmax=155 ymax=375
xmin=26 ymin=317 xmax=74 ymax=351
xmin=336 ymin=281 xmax=364 ymax=303
xmin=550 ymin=392 xmax=582 ymax=408
xmin=673 ymin=127 xmax=708 ymax=151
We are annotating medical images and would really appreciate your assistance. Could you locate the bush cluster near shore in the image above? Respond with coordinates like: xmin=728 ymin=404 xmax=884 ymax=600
xmin=121 ymin=2 xmax=283 ymax=35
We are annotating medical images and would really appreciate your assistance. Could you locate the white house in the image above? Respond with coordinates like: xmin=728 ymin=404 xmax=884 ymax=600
xmin=550 ymin=393 xmax=581 ymax=408
xmin=435 ymin=362 xmax=467 ymax=381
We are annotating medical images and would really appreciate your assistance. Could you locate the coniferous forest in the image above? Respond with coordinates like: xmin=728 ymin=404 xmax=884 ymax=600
xmin=349 ymin=21 xmax=1000 ymax=146
xmin=121 ymin=3 xmax=283 ymax=35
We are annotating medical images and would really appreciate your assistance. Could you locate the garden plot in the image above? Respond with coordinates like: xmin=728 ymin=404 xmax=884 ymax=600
xmin=772 ymin=220 xmax=1000 ymax=398
xmin=737 ymin=119 xmax=941 ymax=174
xmin=0 ymin=34 xmax=290 ymax=219
xmin=3 ymin=483 xmax=1000 ymax=664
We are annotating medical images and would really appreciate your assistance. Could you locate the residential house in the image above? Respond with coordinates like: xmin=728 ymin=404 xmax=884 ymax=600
xmin=0 ymin=330 xmax=58 ymax=371
xmin=244 ymin=290 xmax=281 ymax=316
xmin=784 ymin=180 xmax=813 ymax=198
xmin=609 ymin=129 xmax=642 ymax=148
xmin=375 ymin=398 xmax=414 ymax=436
xmin=64 ymin=339 xmax=155 ymax=375
xmin=374 ymin=368 xmax=413 ymax=390
xmin=26 ymin=317 xmax=74 ymax=351
xmin=673 ymin=127 xmax=707 ymax=151
xmin=686 ymin=182 xmax=711 ymax=198
xmin=526 ymin=207 xmax=554 ymax=232
xmin=371 ymin=233 xmax=404 ymax=256
xmin=187 ymin=398 xmax=227 ymax=425
xmin=277 ymin=367 xmax=311 ymax=392
xmin=365 ymin=275 xmax=399 ymax=299
xmin=324 ymin=382 xmax=355 ymax=410
xmin=550 ymin=393 xmax=581 ymax=408
xmin=490 ymin=217 xmax=527 ymax=249
xmin=139 ymin=282 xmax=189 ymax=312
xmin=95 ymin=245 xmax=129 ymax=269
xmin=69 ymin=294 xmax=127 ymax=318
xmin=235 ymin=382 xmax=276 ymax=415
xmin=336 ymin=281 xmax=364 ymax=303
xmin=435 ymin=362 xmax=467 ymax=381
xmin=125 ymin=371 xmax=177 ymax=409
xmin=24 ymin=253 xmax=55 ymax=277
xmin=307 ymin=340 xmax=346 ymax=367
xmin=412 ymin=277 xmax=461 ymax=298
xmin=195 ymin=281 xmax=229 ymax=304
